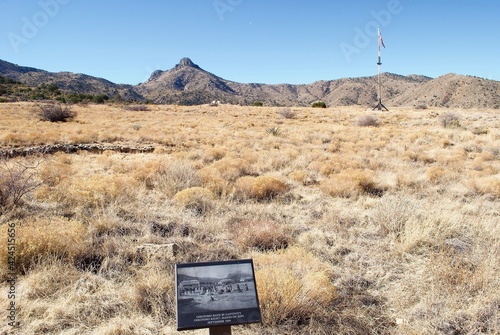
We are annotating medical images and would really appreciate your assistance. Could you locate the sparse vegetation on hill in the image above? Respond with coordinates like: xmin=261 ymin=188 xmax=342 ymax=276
xmin=3 ymin=58 xmax=500 ymax=107
xmin=0 ymin=103 xmax=499 ymax=335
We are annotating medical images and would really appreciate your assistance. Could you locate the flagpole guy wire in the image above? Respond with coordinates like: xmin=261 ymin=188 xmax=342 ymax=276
xmin=374 ymin=27 xmax=389 ymax=111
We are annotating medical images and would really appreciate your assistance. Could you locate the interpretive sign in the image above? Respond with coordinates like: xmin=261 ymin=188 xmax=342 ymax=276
xmin=175 ymin=259 xmax=261 ymax=331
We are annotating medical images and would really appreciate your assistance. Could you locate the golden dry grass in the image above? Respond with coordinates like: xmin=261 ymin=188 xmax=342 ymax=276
xmin=0 ymin=102 xmax=499 ymax=334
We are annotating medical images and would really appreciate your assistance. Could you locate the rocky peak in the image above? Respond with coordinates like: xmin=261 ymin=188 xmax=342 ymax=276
xmin=176 ymin=57 xmax=200 ymax=70
xmin=147 ymin=69 xmax=164 ymax=82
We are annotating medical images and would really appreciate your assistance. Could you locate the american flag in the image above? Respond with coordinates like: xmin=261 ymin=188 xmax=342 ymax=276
xmin=379 ymin=29 xmax=386 ymax=48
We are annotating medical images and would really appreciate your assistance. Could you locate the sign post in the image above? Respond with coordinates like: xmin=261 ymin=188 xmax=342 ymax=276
xmin=209 ymin=325 xmax=232 ymax=335
xmin=175 ymin=259 xmax=261 ymax=333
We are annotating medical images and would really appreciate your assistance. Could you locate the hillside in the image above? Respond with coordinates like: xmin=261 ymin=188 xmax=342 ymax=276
xmin=1 ymin=58 xmax=500 ymax=108
xmin=0 ymin=60 xmax=142 ymax=101
xmin=137 ymin=58 xmax=432 ymax=107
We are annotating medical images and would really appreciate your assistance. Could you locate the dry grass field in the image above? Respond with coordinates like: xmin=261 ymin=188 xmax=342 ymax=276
xmin=0 ymin=102 xmax=499 ymax=335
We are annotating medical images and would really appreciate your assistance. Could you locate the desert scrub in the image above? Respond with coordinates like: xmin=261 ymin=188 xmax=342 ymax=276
xmin=173 ymin=187 xmax=215 ymax=214
xmin=38 ymin=153 xmax=73 ymax=187
xmin=209 ymin=157 xmax=253 ymax=181
xmin=0 ymin=158 xmax=43 ymax=213
xmin=66 ymin=174 xmax=139 ymax=209
xmin=355 ymin=114 xmax=380 ymax=127
xmin=133 ymin=268 xmax=176 ymax=323
xmin=277 ymin=108 xmax=296 ymax=119
xmin=439 ymin=111 xmax=462 ymax=128
xmin=154 ymin=159 xmax=201 ymax=196
xmin=369 ymin=194 xmax=417 ymax=239
xmin=234 ymin=176 xmax=287 ymax=201
xmin=320 ymin=168 xmax=383 ymax=198
xmin=0 ymin=217 xmax=89 ymax=274
xmin=232 ymin=220 xmax=289 ymax=251
xmin=203 ymin=147 xmax=226 ymax=163
xmin=254 ymin=246 xmax=337 ymax=325
xmin=35 ymin=103 xmax=77 ymax=122
xmin=288 ymin=170 xmax=317 ymax=185
xmin=467 ymin=175 xmax=500 ymax=197
xmin=198 ymin=157 xmax=253 ymax=195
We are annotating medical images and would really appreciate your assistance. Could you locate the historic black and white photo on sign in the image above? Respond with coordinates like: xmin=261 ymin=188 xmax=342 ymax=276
xmin=175 ymin=259 xmax=261 ymax=330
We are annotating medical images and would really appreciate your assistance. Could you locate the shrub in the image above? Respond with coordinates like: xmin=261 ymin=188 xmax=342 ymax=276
xmin=232 ymin=220 xmax=289 ymax=251
xmin=266 ymin=127 xmax=282 ymax=137
xmin=209 ymin=157 xmax=252 ymax=181
xmin=234 ymin=176 xmax=287 ymax=200
xmin=93 ymin=94 xmax=109 ymax=104
xmin=312 ymin=101 xmax=327 ymax=108
xmin=277 ymin=108 xmax=296 ymax=119
xmin=123 ymin=104 xmax=150 ymax=111
xmin=65 ymin=174 xmax=139 ymax=209
xmin=203 ymin=147 xmax=226 ymax=163
xmin=36 ymin=103 xmax=77 ymax=122
xmin=254 ymin=247 xmax=337 ymax=325
xmin=253 ymin=101 xmax=263 ymax=107
xmin=355 ymin=114 xmax=380 ymax=127
xmin=369 ymin=195 xmax=417 ymax=238
xmin=0 ymin=158 xmax=43 ymax=213
xmin=134 ymin=269 xmax=176 ymax=323
xmin=320 ymin=168 xmax=383 ymax=198
xmin=173 ymin=187 xmax=215 ymax=214
xmin=440 ymin=112 xmax=461 ymax=128
xmin=470 ymin=127 xmax=489 ymax=135
xmin=0 ymin=217 xmax=89 ymax=274
xmin=152 ymin=160 xmax=201 ymax=196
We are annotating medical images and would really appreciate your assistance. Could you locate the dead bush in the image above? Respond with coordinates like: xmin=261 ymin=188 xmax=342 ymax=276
xmin=277 ymin=108 xmax=296 ymax=119
xmin=0 ymin=158 xmax=43 ymax=213
xmin=440 ymin=112 xmax=462 ymax=128
xmin=36 ymin=103 xmax=77 ymax=122
xmin=320 ymin=169 xmax=383 ymax=198
xmin=0 ymin=217 xmax=89 ymax=274
xmin=173 ymin=187 xmax=215 ymax=214
xmin=355 ymin=114 xmax=380 ymax=127
xmin=232 ymin=220 xmax=289 ymax=251
xmin=234 ymin=176 xmax=287 ymax=201
xmin=133 ymin=269 xmax=176 ymax=323
xmin=254 ymin=247 xmax=337 ymax=325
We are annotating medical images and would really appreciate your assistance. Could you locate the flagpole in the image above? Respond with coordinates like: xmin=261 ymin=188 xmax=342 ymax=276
xmin=374 ymin=27 xmax=388 ymax=111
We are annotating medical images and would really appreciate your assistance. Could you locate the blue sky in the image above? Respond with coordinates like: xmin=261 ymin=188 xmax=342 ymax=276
xmin=1 ymin=0 xmax=499 ymax=85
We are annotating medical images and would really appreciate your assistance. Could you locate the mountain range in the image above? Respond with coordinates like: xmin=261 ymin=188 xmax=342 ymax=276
xmin=1 ymin=57 xmax=500 ymax=108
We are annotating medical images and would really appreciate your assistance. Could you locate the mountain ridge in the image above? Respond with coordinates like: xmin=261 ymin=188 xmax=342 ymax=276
xmin=1 ymin=58 xmax=499 ymax=108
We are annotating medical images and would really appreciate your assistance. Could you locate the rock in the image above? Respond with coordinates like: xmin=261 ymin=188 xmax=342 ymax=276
xmin=178 ymin=57 xmax=195 ymax=67
xmin=444 ymin=238 xmax=471 ymax=253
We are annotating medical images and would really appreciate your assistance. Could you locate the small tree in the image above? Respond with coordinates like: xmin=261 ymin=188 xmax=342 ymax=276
xmin=36 ymin=103 xmax=77 ymax=122
xmin=312 ymin=101 xmax=327 ymax=108
xmin=253 ymin=101 xmax=263 ymax=107
xmin=93 ymin=94 xmax=109 ymax=104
